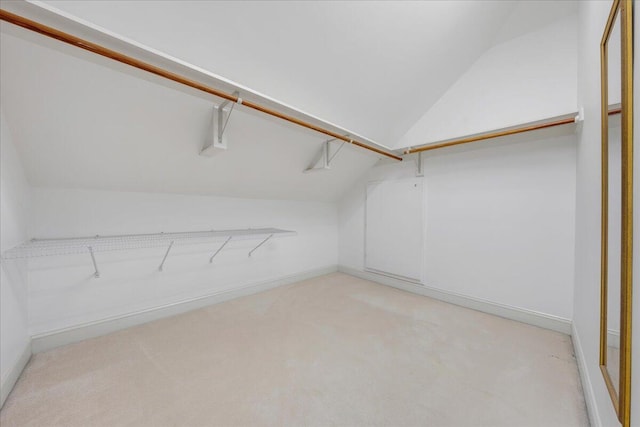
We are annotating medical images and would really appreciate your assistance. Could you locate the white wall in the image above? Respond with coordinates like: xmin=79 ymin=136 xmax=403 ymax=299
xmin=340 ymin=128 xmax=577 ymax=320
xmin=27 ymin=188 xmax=337 ymax=336
xmin=0 ymin=110 xmax=31 ymax=403
xmin=573 ymin=2 xmax=639 ymax=426
xmin=396 ymin=14 xmax=578 ymax=150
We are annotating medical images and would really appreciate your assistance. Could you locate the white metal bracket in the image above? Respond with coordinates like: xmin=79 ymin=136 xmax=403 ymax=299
xmin=200 ymin=91 xmax=240 ymax=156
xmin=248 ymin=234 xmax=273 ymax=257
xmin=209 ymin=236 xmax=232 ymax=263
xmin=415 ymin=152 xmax=424 ymax=177
xmin=88 ymin=246 xmax=100 ymax=278
xmin=158 ymin=241 xmax=174 ymax=272
xmin=303 ymin=136 xmax=347 ymax=173
xmin=572 ymin=107 xmax=585 ymax=133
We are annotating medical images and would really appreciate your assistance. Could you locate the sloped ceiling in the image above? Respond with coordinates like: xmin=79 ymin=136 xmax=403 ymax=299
xmin=0 ymin=1 xmax=578 ymax=202
xmin=0 ymin=26 xmax=380 ymax=202
xmin=395 ymin=13 xmax=579 ymax=150
xmin=35 ymin=0 xmax=523 ymax=146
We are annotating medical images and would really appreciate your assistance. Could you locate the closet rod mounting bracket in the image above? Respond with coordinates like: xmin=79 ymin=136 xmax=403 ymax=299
xmin=209 ymin=236 xmax=232 ymax=263
xmin=415 ymin=152 xmax=424 ymax=177
xmin=303 ymin=136 xmax=348 ymax=173
xmin=200 ymin=91 xmax=240 ymax=156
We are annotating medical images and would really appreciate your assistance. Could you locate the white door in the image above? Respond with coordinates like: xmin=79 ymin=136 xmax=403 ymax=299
xmin=365 ymin=178 xmax=424 ymax=282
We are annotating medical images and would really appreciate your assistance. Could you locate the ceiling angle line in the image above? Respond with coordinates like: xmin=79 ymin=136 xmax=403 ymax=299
xmin=0 ymin=9 xmax=402 ymax=162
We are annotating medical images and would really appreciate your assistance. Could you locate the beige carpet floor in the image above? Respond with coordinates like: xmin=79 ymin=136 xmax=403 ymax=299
xmin=1 ymin=273 xmax=588 ymax=426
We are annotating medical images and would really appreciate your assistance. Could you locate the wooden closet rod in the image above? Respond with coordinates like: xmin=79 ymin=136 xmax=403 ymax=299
xmin=404 ymin=116 xmax=576 ymax=154
xmin=405 ymin=109 xmax=622 ymax=155
xmin=0 ymin=9 xmax=402 ymax=162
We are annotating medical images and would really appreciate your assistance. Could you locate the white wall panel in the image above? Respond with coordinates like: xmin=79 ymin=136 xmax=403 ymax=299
xmin=340 ymin=128 xmax=577 ymax=320
xmin=365 ymin=179 xmax=424 ymax=282
xmin=0 ymin=109 xmax=31 ymax=398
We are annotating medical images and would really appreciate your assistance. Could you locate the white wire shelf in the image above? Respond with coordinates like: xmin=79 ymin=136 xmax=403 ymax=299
xmin=2 ymin=228 xmax=296 ymax=260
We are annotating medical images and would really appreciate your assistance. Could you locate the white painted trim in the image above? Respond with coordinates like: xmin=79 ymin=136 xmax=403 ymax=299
xmin=0 ymin=341 xmax=31 ymax=409
xmin=339 ymin=265 xmax=572 ymax=334
xmin=32 ymin=265 xmax=337 ymax=353
xmin=571 ymin=323 xmax=601 ymax=427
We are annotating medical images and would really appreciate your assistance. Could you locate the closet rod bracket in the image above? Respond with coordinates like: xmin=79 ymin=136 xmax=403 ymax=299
xmin=218 ymin=91 xmax=240 ymax=141
xmin=415 ymin=152 xmax=424 ymax=177
xmin=200 ymin=91 xmax=240 ymax=156
xmin=303 ymin=136 xmax=348 ymax=173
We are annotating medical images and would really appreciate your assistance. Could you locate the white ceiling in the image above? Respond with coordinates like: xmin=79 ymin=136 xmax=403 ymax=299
xmin=0 ymin=1 xmax=578 ymax=202
xmin=492 ymin=1 xmax=578 ymax=46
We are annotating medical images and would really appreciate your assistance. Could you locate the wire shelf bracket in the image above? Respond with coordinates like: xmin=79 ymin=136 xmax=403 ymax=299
xmin=248 ymin=234 xmax=274 ymax=257
xmin=158 ymin=241 xmax=175 ymax=272
xmin=200 ymin=91 xmax=240 ymax=157
xmin=415 ymin=152 xmax=424 ymax=177
xmin=209 ymin=236 xmax=232 ymax=263
xmin=88 ymin=246 xmax=100 ymax=278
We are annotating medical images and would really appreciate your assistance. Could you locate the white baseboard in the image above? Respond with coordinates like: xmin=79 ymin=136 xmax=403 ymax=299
xmin=339 ymin=265 xmax=572 ymax=335
xmin=571 ymin=323 xmax=601 ymax=427
xmin=32 ymin=265 xmax=337 ymax=353
xmin=0 ymin=341 xmax=31 ymax=409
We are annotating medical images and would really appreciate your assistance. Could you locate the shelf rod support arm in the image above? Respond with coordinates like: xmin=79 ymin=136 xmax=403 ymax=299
xmin=248 ymin=234 xmax=273 ymax=257
xmin=218 ymin=91 xmax=240 ymax=140
xmin=304 ymin=135 xmax=348 ymax=173
xmin=209 ymin=236 xmax=232 ymax=263
xmin=329 ymin=141 xmax=347 ymax=163
xmin=88 ymin=246 xmax=99 ymax=278
xmin=158 ymin=241 xmax=175 ymax=272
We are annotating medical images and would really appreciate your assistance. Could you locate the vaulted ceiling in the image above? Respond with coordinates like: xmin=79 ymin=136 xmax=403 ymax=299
xmin=35 ymin=0 xmax=577 ymax=146
xmin=0 ymin=1 xmax=577 ymax=202
xmin=1 ymin=25 xmax=381 ymax=202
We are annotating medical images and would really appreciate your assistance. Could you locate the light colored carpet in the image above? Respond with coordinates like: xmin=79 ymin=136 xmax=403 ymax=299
xmin=1 ymin=273 xmax=588 ymax=426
